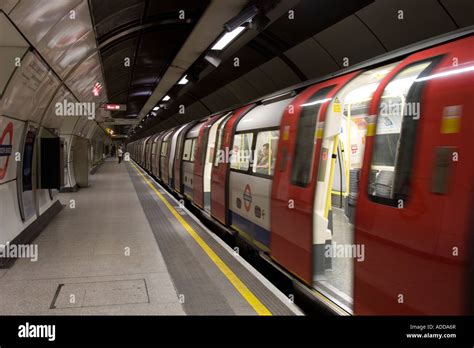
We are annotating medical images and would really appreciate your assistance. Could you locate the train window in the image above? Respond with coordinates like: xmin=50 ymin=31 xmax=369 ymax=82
xmin=182 ymin=139 xmax=192 ymax=161
xmin=161 ymin=141 xmax=168 ymax=156
xmin=253 ymin=130 xmax=279 ymax=177
xmin=291 ymin=85 xmax=334 ymax=187
xmin=190 ymin=138 xmax=197 ymax=162
xmin=200 ymin=127 xmax=210 ymax=165
xmin=368 ymin=58 xmax=440 ymax=204
xmin=230 ymin=132 xmax=253 ymax=171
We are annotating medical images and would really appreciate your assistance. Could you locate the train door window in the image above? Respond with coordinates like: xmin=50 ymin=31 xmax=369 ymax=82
xmin=214 ymin=113 xmax=233 ymax=167
xmin=230 ymin=132 xmax=253 ymax=171
xmin=182 ymin=139 xmax=192 ymax=161
xmin=161 ymin=141 xmax=168 ymax=156
xmin=190 ymin=138 xmax=197 ymax=162
xmin=201 ymin=127 xmax=209 ymax=165
xmin=291 ymin=85 xmax=334 ymax=187
xmin=253 ymin=130 xmax=280 ymax=176
xmin=368 ymin=59 xmax=440 ymax=205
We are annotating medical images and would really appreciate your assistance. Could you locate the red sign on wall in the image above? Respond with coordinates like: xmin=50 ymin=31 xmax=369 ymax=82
xmin=0 ymin=122 xmax=14 ymax=180
xmin=351 ymin=144 xmax=358 ymax=154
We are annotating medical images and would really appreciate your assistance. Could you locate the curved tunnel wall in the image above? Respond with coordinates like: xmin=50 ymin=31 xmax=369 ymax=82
xmin=0 ymin=1 xmax=111 ymax=249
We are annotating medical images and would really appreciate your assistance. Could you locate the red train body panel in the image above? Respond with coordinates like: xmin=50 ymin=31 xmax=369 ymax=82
xmin=193 ymin=114 xmax=221 ymax=209
xmin=355 ymin=36 xmax=474 ymax=315
xmin=210 ymin=105 xmax=254 ymax=225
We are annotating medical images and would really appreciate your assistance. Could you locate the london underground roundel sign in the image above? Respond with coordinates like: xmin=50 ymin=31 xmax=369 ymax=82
xmin=0 ymin=122 xmax=13 ymax=180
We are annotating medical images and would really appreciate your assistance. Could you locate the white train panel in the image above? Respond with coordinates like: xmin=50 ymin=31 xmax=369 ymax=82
xmin=229 ymin=171 xmax=272 ymax=247
xmin=236 ymin=97 xmax=294 ymax=132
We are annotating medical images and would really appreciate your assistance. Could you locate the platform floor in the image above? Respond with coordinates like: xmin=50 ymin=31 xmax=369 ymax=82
xmin=0 ymin=158 xmax=300 ymax=315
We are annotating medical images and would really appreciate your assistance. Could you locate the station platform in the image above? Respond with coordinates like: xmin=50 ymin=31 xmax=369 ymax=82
xmin=0 ymin=158 xmax=301 ymax=316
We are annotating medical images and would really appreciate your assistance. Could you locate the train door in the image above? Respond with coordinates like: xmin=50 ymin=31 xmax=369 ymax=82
xmin=145 ymin=137 xmax=152 ymax=171
xmin=164 ymin=127 xmax=178 ymax=186
xmin=155 ymin=133 xmax=166 ymax=180
xmin=140 ymin=137 xmax=150 ymax=166
xmin=160 ymin=130 xmax=173 ymax=182
xmin=174 ymin=122 xmax=197 ymax=194
xmin=203 ymin=113 xmax=231 ymax=213
xmin=355 ymin=36 xmax=474 ymax=315
xmin=271 ymin=74 xmax=357 ymax=285
xmin=182 ymin=122 xmax=204 ymax=200
xmin=211 ymin=105 xmax=254 ymax=225
xmin=193 ymin=114 xmax=223 ymax=210
xmin=151 ymin=134 xmax=160 ymax=177
xmin=168 ymin=125 xmax=186 ymax=188
xmin=311 ymin=63 xmax=398 ymax=312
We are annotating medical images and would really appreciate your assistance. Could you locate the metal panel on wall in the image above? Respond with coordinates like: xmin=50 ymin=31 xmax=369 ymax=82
xmin=0 ymin=51 xmax=60 ymax=123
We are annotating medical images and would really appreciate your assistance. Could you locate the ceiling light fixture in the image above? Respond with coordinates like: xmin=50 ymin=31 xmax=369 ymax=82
xmin=162 ymin=95 xmax=171 ymax=102
xmin=178 ymin=75 xmax=189 ymax=85
xmin=224 ymin=4 xmax=259 ymax=32
xmin=211 ymin=26 xmax=246 ymax=50
xmin=153 ymin=106 xmax=160 ymax=111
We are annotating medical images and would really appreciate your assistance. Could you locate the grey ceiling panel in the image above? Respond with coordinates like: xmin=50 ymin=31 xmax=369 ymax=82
xmin=440 ymin=0 xmax=474 ymax=28
xmin=215 ymin=87 xmax=241 ymax=110
xmin=226 ymin=77 xmax=260 ymax=103
xmin=314 ymin=15 xmax=386 ymax=69
xmin=259 ymin=57 xmax=301 ymax=90
xmin=180 ymin=102 xmax=209 ymax=123
xmin=201 ymin=90 xmax=226 ymax=113
xmin=158 ymin=117 xmax=180 ymax=131
xmin=356 ymin=0 xmax=457 ymax=51
xmin=242 ymin=67 xmax=278 ymax=97
xmin=285 ymin=37 xmax=340 ymax=79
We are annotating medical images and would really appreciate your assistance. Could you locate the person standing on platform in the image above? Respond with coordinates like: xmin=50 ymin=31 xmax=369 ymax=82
xmin=117 ymin=146 xmax=123 ymax=164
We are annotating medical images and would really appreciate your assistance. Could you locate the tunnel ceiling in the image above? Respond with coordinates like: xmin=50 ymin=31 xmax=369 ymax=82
xmin=89 ymin=0 xmax=210 ymax=135
xmin=131 ymin=0 xmax=374 ymax=139
xmin=129 ymin=0 xmax=474 ymax=141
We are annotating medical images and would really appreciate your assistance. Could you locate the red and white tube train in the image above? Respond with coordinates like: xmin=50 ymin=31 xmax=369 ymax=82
xmin=128 ymin=30 xmax=474 ymax=315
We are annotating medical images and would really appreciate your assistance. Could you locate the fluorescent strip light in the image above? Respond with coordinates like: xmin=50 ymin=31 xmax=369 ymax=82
xmin=178 ymin=75 xmax=189 ymax=85
xmin=162 ymin=95 xmax=171 ymax=102
xmin=153 ymin=106 xmax=160 ymax=111
xmin=415 ymin=65 xmax=474 ymax=82
xmin=301 ymin=97 xmax=333 ymax=107
xmin=211 ymin=26 xmax=246 ymax=50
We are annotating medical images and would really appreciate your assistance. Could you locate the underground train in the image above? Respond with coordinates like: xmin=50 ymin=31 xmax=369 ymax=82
xmin=128 ymin=30 xmax=474 ymax=315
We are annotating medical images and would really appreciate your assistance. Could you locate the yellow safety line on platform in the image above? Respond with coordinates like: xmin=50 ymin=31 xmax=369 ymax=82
xmin=130 ymin=162 xmax=272 ymax=316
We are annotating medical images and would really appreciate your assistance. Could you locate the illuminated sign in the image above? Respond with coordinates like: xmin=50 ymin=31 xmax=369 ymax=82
xmin=103 ymin=104 xmax=127 ymax=111
xmin=92 ymin=82 xmax=103 ymax=97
